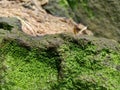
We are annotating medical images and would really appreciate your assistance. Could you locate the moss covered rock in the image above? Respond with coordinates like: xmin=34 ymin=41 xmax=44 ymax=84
xmin=43 ymin=0 xmax=120 ymax=42
xmin=43 ymin=0 xmax=76 ymax=19
xmin=0 ymin=17 xmax=120 ymax=90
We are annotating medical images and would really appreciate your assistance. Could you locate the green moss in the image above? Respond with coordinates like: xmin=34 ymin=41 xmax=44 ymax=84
xmin=0 ymin=41 xmax=58 ymax=90
xmin=0 ymin=37 xmax=120 ymax=90
xmin=67 ymin=0 xmax=95 ymax=19
xmin=55 ymin=42 xmax=120 ymax=90
xmin=59 ymin=0 xmax=69 ymax=8
xmin=79 ymin=0 xmax=95 ymax=19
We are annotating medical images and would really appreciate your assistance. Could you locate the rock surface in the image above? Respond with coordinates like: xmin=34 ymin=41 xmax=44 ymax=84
xmin=43 ymin=0 xmax=120 ymax=42
xmin=0 ymin=17 xmax=120 ymax=90
xmin=0 ymin=0 xmax=93 ymax=37
xmin=0 ymin=0 xmax=120 ymax=90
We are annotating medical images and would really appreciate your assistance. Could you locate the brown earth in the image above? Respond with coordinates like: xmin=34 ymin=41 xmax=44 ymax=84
xmin=0 ymin=0 xmax=93 ymax=36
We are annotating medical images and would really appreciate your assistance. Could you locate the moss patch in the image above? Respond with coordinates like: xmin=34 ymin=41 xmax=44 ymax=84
xmin=55 ymin=43 xmax=120 ymax=90
xmin=0 ymin=41 xmax=58 ymax=90
xmin=0 ymin=35 xmax=120 ymax=90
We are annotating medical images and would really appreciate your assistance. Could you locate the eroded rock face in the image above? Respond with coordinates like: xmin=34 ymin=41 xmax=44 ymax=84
xmin=0 ymin=0 xmax=95 ymax=37
xmin=43 ymin=0 xmax=120 ymax=42
xmin=0 ymin=17 xmax=118 ymax=50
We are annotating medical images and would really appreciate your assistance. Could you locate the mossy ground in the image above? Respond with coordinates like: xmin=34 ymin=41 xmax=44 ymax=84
xmin=0 ymin=37 xmax=120 ymax=90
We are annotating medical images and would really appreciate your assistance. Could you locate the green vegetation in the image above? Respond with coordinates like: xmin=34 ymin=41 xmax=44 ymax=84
xmin=55 ymin=43 xmax=120 ymax=90
xmin=0 ymin=41 xmax=58 ymax=90
xmin=67 ymin=0 xmax=95 ymax=19
xmin=59 ymin=0 xmax=69 ymax=8
xmin=0 ymin=37 xmax=120 ymax=90
xmin=80 ymin=0 xmax=95 ymax=19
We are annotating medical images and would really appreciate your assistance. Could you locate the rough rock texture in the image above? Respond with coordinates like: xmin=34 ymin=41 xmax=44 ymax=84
xmin=0 ymin=17 xmax=21 ymax=31
xmin=43 ymin=0 xmax=76 ymax=19
xmin=43 ymin=0 xmax=120 ymax=42
xmin=0 ymin=0 xmax=70 ymax=36
xmin=0 ymin=17 xmax=120 ymax=90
